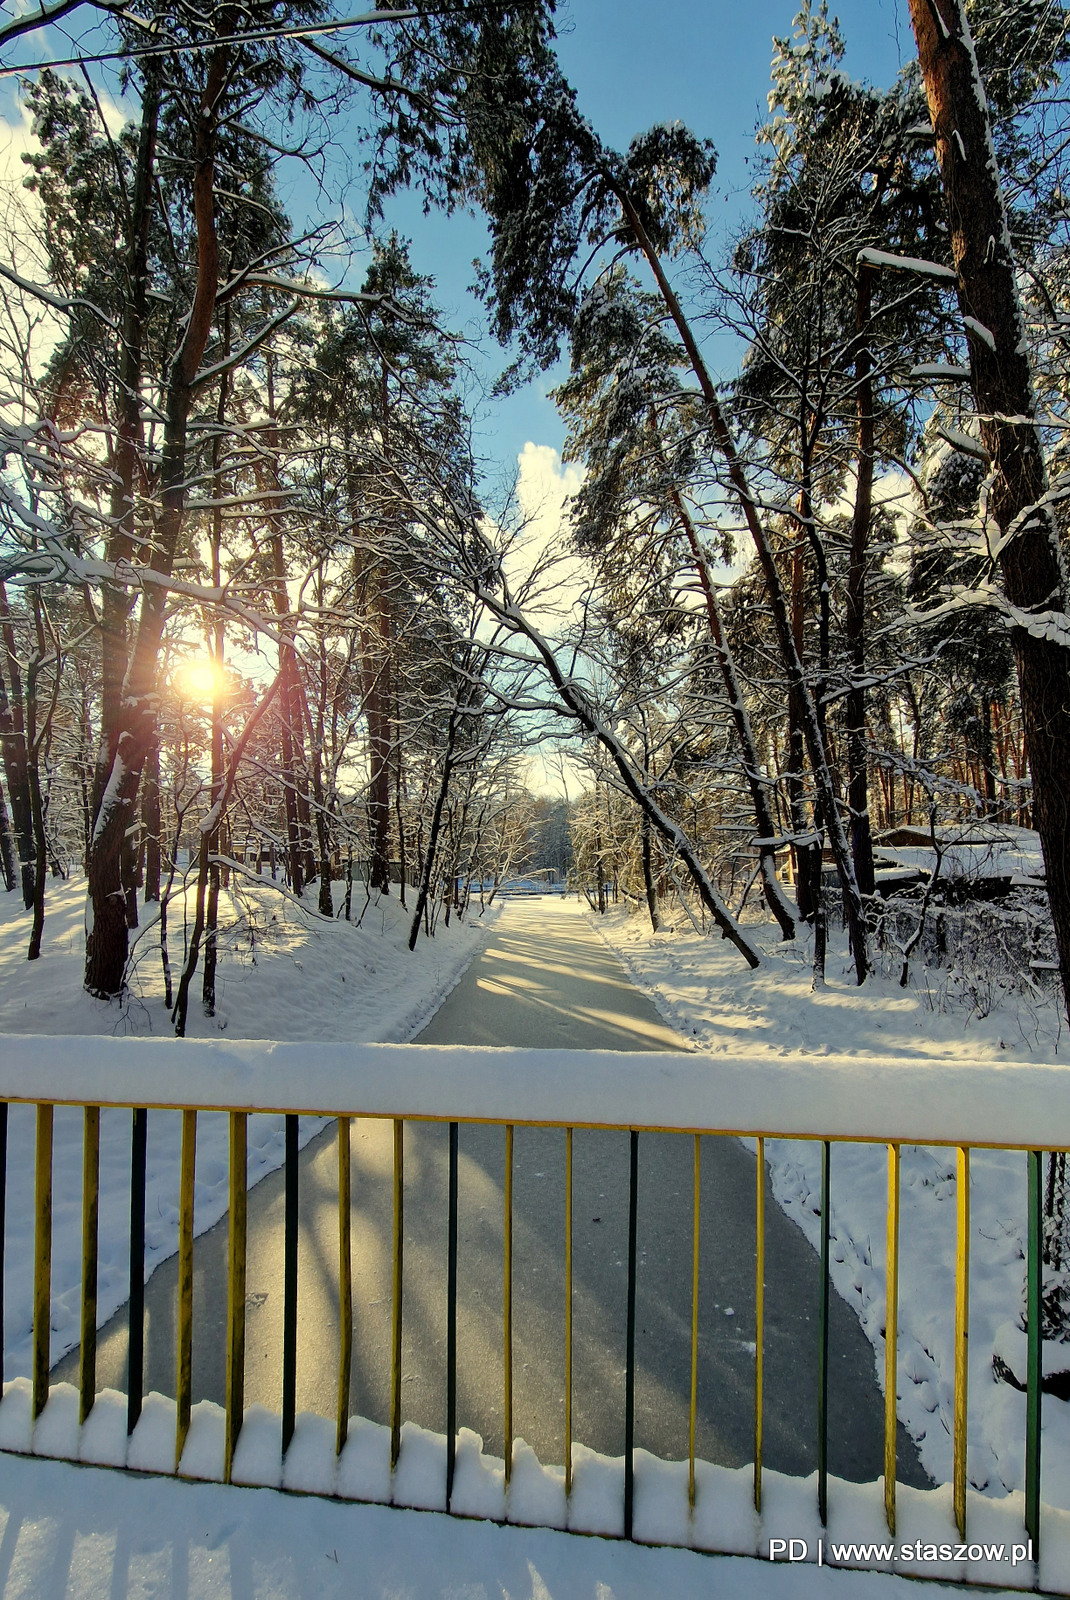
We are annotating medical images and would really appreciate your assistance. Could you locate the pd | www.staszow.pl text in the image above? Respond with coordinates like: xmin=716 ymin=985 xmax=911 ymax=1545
xmin=768 ymin=1538 xmax=1034 ymax=1566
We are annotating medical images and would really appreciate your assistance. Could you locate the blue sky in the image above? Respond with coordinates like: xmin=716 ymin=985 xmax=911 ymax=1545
xmin=0 ymin=1 xmax=914 ymax=479
xmin=376 ymin=0 xmax=914 ymax=479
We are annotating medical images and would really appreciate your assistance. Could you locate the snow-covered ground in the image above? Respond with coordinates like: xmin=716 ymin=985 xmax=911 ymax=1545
xmin=0 ymin=1447 xmax=1032 ymax=1600
xmin=0 ymin=873 xmax=492 ymax=1044
xmin=0 ymin=875 xmax=1066 ymax=1591
xmin=590 ymin=904 xmax=1069 ymax=1514
xmin=0 ymin=876 xmax=497 ymax=1382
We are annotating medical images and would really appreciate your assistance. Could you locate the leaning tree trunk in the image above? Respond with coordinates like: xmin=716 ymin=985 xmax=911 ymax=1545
xmin=669 ymin=487 xmax=796 ymax=939
xmin=481 ymin=585 xmax=762 ymax=968
xmin=908 ymin=0 xmax=1070 ymax=1021
xmin=614 ymin=188 xmax=869 ymax=981
xmin=409 ymin=749 xmax=454 ymax=951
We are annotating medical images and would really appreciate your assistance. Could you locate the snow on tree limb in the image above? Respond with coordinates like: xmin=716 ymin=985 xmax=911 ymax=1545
xmin=856 ymin=247 xmax=958 ymax=280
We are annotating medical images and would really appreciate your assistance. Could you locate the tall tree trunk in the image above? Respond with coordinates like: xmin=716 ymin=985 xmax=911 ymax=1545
xmin=357 ymin=565 xmax=393 ymax=896
xmin=173 ymin=672 xmax=282 ymax=1036
xmin=91 ymin=63 xmax=160 ymax=831
xmin=261 ymin=320 xmax=306 ymax=900
xmin=395 ymin=721 xmax=408 ymax=910
xmin=142 ymin=734 xmax=161 ymax=903
xmin=25 ymin=597 xmax=61 ymax=962
xmin=0 ymin=774 xmax=16 ymax=891
xmin=202 ymin=325 xmax=231 ymax=1018
xmin=845 ymin=261 xmax=877 ymax=898
xmin=0 ymin=621 xmax=33 ymax=908
xmin=85 ymin=46 xmax=224 ymax=997
xmin=787 ymin=546 xmax=817 ymax=923
xmin=908 ymin=0 xmax=1070 ymax=1019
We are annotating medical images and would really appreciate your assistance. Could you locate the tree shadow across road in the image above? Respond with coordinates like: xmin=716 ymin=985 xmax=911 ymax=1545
xmin=53 ymin=1115 xmax=927 ymax=1492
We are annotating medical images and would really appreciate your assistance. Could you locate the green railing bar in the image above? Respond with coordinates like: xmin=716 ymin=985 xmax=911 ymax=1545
xmin=504 ymin=1123 xmax=514 ymax=1486
xmin=79 ymin=1106 xmax=100 ymax=1426
xmin=688 ymin=1134 xmax=700 ymax=1511
xmin=954 ymin=1146 xmax=970 ymax=1540
xmin=1026 ymin=1148 xmax=1043 ymax=1557
xmin=624 ymin=1129 xmax=639 ymax=1540
xmin=445 ymin=1121 xmax=459 ymax=1511
xmin=32 ymin=1103 xmax=52 ymax=1422
xmin=127 ymin=1107 xmax=147 ymax=1435
xmin=754 ymin=1135 xmax=765 ymax=1513
xmin=565 ymin=1126 xmax=573 ymax=1499
xmin=337 ymin=1116 xmax=352 ymax=1456
xmin=390 ymin=1118 xmax=404 ymax=1473
xmin=0 ymin=1103 xmax=7 ymax=1389
xmin=224 ymin=1111 xmax=247 ymax=1484
xmin=282 ymin=1113 xmax=298 ymax=1455
xmin=884 ymin=1143 xmax=900 ymax=1536
xmin=175 ymin=1108 xmax=196 ymax=1471
xmin=818 ymin=1138 xmax=831 ymax=1526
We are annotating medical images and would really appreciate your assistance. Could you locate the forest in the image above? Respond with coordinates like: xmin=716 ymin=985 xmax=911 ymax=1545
xmin=1 ymin=0 xmax=1069 ymax=1036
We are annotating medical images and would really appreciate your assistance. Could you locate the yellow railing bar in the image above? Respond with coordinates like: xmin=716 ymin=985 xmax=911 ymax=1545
xmin=79 ymin=1106 xmax=100 ymax=1426
xmin=224 ymin=1111 xmax=247 ymax=1484
xmin=504 ymin=1122 xmax=514 ymax=1487
xmin=885 ymin=1142 xmax=900 ymax=1535
xmin=754 ymin=1134 xmax=765 ymax=1513
xmin=565 ymin=1125 xmax=573 ymax=1498
xmin=33 ymin=1103 xmax=53 ymax=1422
xmin=390 ymin=1117 xmax=404 ymax=1472
xmin=689 ymin=1133 xmax=701 ymax=1511
xmin=954 ymin=1145 xmax=970 ymax=1539
xmin=337 ymin=1116 xmax=352 ymax=1456
xmin=175 ymin=1109 xmax=196 ymax=1471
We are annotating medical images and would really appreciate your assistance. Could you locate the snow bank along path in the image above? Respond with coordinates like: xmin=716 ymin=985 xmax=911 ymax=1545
xmin=1 ymin=1038 xmax=1070 ymax=1591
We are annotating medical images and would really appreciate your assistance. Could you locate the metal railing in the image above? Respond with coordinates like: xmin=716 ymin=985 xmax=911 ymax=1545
xmin=0 ymin=1037 xmax=1066 ymax=1586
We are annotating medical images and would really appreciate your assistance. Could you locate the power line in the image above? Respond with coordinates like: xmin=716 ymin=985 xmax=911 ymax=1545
xmin=0 ymin=6 xmax=425 ymax=79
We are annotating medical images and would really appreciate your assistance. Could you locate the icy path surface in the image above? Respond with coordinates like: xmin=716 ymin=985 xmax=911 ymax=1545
xmin=53 ymin=898 xmax=923 ymax=1490
xmin=0 ymin=1449 xmax=1027 ymax=1600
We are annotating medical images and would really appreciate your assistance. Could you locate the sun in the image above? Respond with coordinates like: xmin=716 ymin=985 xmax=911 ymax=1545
xmin=179 ymin=658 xmax=226 ymax=702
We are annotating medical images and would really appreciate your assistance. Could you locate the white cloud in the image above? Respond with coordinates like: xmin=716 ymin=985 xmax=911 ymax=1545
xmin=502 ymin=442 xmax=589 ymax=626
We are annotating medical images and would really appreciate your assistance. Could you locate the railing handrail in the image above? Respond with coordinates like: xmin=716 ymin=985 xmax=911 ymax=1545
xmin=1 ymin=1035 xmax=1067 ymax=1149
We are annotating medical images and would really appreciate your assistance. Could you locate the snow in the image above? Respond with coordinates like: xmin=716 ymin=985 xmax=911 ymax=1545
xmin=2 ymin=879 xmax=1069 ymax=1589
xmin=0 ymin=1447 xmax=1039 ymax=1600
xmin=0 ymin=1375 xmax=1061 ymax=1591
xmin=587 ymin=904 xmax=1070 ymax=1536
xmin=857 ymin=250 xmax=957 ymax=282
xmin=0 ymin=872 xmax=496 ymax=1046
xmin=964 ymin=316 xmax=997 ymax=353
xmin=0 ymin=875 xmax=499 ymax=1385
xmin=873 ymin=825 xmax=1045 ymax=888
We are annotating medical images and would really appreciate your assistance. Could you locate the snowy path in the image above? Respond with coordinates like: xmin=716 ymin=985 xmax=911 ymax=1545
xmin=54 ymin=900 xmax=924 ymax=1488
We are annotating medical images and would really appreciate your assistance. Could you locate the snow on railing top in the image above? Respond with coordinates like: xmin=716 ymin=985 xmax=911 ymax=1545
xmin=1 ymin=1036 xmax=1068 ymax=1150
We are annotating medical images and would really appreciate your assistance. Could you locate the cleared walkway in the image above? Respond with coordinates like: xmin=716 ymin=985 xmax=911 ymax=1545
xmin=55 ymin=898 xmax=925 ymax=1488
xmin=415 ymin=897 xmax=685 ymax=1050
